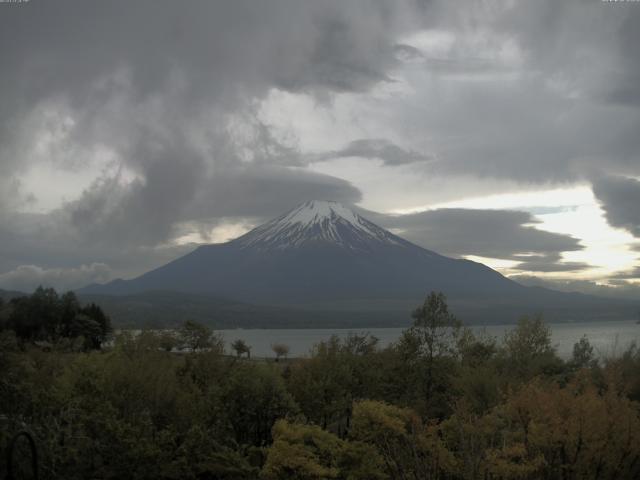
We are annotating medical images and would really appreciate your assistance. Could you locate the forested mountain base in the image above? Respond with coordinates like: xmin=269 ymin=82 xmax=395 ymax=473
xmin=1 ymin=291 xmax=640 ymax=479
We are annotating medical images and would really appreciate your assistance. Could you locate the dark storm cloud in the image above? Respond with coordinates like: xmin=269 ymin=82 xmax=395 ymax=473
xmin=0 ymin=0 xmax=407 ymax=129
xmin=466 ymin=0 xmax=640 ymax=106
xmin=0 ymin=209 xmax=197 ymax=280
xmin=357 ymin=207 xmax=586 ymax=265
xmin=0 ymin=0 xmax=409 ymax=287
xmin=0 ymin=165 xmax=360 ymax=280
xmin=0 ymin=0 xmax=412 ymax=196
xmin=1 ymin=0 xmax=639 ymax=291
xmin=592 ymin=175 xmax=640 ymax=237
xmin=605 ymin=9 xmax=640 ymax=106
xmin=390 ymin=0 xmax=640 ymax=183
xmin=65 ymin=161 xmax=361 ymax=247
xmin=308 ymin=138 xmax=433 ymax=166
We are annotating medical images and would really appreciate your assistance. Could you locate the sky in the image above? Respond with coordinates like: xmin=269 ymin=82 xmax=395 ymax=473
xmin=1 ymin=0 xmax=640 ymax=298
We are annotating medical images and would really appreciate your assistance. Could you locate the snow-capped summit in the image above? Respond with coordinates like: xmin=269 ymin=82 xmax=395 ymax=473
xmin=233 ymin=200 xmax=404 ymax=251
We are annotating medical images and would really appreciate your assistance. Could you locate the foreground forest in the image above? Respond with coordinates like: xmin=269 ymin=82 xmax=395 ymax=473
xmin=1 ymin=289 xmax=640 ymax=479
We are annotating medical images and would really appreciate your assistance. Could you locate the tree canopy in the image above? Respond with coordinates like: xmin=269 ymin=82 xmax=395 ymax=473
xmin=0 ymin=287 xmax=111 ymax=350
xmin=2 ymin=290 xmax=640 ymax=479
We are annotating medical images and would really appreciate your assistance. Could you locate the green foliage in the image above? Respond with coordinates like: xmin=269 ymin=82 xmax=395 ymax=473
xmin=287 ymin=333 xmax=383 ymax=432
xmin=271 ymin=342 xmax=290 ymax=361
xmin=231 ymin=338 xmax=251 ymax=358
xmin=499 ymin=314 xmax=562 ymax=379
xmin=221 ymin=363 xmax=298 ymax=446
xmin=1 ymin=287 xmax=111 ymax=350
xmin=261 ymin=419 xmax=386 ymax=480
xmin=571 ymin=335 xmax=597 ymax=369
xmin=409 ymin=291 xmax=462 ymax=359
xmin=178 ymin=319 xmax=222 ymax=352
xmin=454 ymin=329 xmax=501 ymax=414
xmin=349 ymin=400 xmax=455 ymax=479
xmin=261 ymin=420 xmax=343 ymax=480
xmin=389 ymin=292 xmax=462 ymax=418
xmin=2 ymin=290 xmax=640 ymax=480
xmin=603 ymin=341 xmax=640 ymax=402
xmin=457 ymin=327 xmax=498 ymax=366
xmin=503 ymin=314 xmax=552 ymax=358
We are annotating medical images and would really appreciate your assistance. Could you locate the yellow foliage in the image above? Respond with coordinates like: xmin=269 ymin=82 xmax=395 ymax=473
xmin=485 ymin=443 xmax=545 ymax=479
xmin=261 ymin=420 xmax=342 ymax=480
xmin=351 ymin=400 xmax=456 ymax=479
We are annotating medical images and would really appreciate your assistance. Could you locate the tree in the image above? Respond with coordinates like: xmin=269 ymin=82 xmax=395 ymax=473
xmin=0 ymin=296 xmax=11 ymax=332
xmin=8 ymin=286 xmax=60 ymax=342
xmin=231 ymin=338 xmax=251 ymax=358
xmin=261 ymin=420 xmax=344 ymax=480
xmin=79 ymin=302 xmax=112 ymax=348
xmin=408 ymin=292 xmax=462 ymax=360
xmin=222 ymin=363 xmax=298 ymax=446
xmin=395 ymin=292 xmax=461 ymax=417
xmin=261 ymin=419 xmax=386 ymax=480
xmin=501 ymin=314 xmax=560 ymax=379
xmin=158 ymin=330 xmax=178 ymax=352
xmin=271 ymin=343 xmax=290 ymax=362
xmin=69 ymin=314 xmax=104 ymax=351
xmin=503 ymin=314 xmax=552 ymax=359
xmin=59 ymin=291 xmax=81 ymax=338
xmin=572 ymin=335 xmax=596 ymax=369
xmin=492 ymin=377 xmax=640 ymax=479
xmin=457 ymin=327 xmax=497 ymax=367
xmin=455 ymin=329 xmax=501 ymax=414
xmin=179 ymin=320 xmax=218 ymax=352
xmin=350 ymin=400 xmax=455 ymax=479
xmin=4 ymin=288 xmax=111 ymax=349
xmin=286 ymin=334 xmax=383 ymax=432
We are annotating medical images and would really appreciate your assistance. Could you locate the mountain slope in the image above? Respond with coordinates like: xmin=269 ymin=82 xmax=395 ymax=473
xmin=80 ymin=201 xmax=637 ymax=325
xmin=82 ymin=200 xmax=521 ymax=302
xmin=0 ymin=288 xmax=27 ymax=301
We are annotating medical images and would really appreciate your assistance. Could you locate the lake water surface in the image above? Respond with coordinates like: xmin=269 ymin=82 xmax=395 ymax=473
xmin=217 ymin=320 xmax=640 ymax=359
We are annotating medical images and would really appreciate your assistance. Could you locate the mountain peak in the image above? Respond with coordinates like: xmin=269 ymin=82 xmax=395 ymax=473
xmin=233 ymin=200 xmax=405 ymax=251
xmin=278 ymin=200 xmax=361 ymax=227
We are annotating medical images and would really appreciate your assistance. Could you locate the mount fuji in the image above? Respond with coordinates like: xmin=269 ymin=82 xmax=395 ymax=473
xmin=80 ymin=201 xmax=635 ymax=326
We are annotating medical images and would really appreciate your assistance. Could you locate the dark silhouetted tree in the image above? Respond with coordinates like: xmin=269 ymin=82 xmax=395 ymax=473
xmin=232 ymin=338 xmax=251 ymax=358
xmin=179 ymin=319 xmax=216 ymax=352
xmin=271 ymin=343 xmax=290 ymax=362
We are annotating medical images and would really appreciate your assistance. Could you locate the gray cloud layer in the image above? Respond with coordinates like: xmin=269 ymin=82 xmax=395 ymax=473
xmin=309 ymin=138 xmax=433 ymax=166
xmin=386 ymin=1 xmax=640 ymax=183
xmin=349 ymin=207 xmax=590 ymax=273
xmin=593 ymin=175 xmax=640 ymax=238
xmin=1 ymin=1 xmax=639 ymax=291
xmin=362 ymin=208 xmax=584 ymax=264
xmin=0 ymin=0 xmax=409 ymax=287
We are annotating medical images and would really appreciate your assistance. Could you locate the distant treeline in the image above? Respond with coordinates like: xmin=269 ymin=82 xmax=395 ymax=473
xmin=1 ymin=290 xmax=640 ymax=479
xmin=0 ymin=287 xmax=111 ymax=351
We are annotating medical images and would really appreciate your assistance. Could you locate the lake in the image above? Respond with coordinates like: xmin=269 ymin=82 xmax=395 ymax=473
xmin=217 ymin=320 xmax=640 ymax=359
